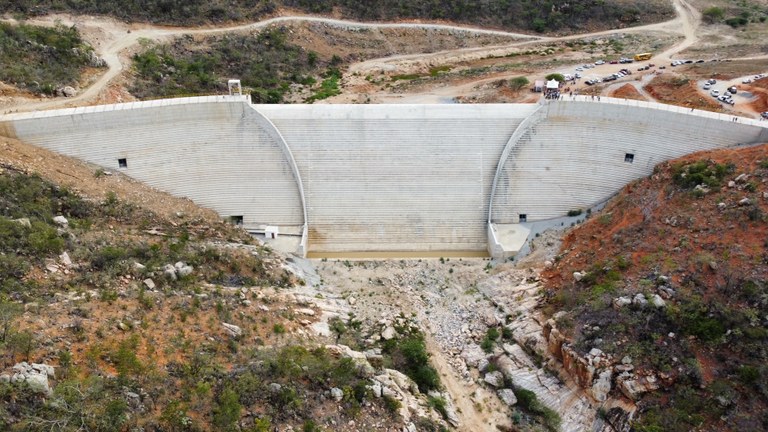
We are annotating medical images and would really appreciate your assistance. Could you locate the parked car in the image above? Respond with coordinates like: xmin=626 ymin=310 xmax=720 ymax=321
xmin=710 ymin=89 xmax=720 ymax=97
xmin=761 ymin=111 xmax=768 ymax=119
xmin=595 ymin=60 xmax=605 ymax=65
xmin=728 ymin=86 xmax=737 ymax=94
xmin=609 ymin=60 xmax=618 ymax=64
xmin=707 ymin=79 xmax=716 ymax=84
xmin=743 ymin=78 xmax=753 ymax=84
xmin=703 ymin=83 xmax=711 ymax=90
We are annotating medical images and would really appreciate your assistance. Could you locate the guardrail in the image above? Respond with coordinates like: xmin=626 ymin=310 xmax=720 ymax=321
xmin=546 ymin=95 xmax=767 ymax=128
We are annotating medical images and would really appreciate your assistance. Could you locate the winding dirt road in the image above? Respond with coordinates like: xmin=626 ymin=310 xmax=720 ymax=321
xmin=2 ymin=0 xmax=699 ymax=112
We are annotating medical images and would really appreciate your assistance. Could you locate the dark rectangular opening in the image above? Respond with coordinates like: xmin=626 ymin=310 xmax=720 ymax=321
xmin=118 ymin=158 xmax=127 ymax=168
xmin=229 ymin=216 xmax=243 ymax=226
xmin=624 ymin=153 xmax=634 ymax=163
xmin=518 ymin=214 xmax=527 ymax=223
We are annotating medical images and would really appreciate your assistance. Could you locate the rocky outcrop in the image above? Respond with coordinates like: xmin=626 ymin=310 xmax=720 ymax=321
xmin=497 ymin=388 xmax=518 ymax=406
xmin=55 ymin=86 xmax=77 ymax=98
xmin=0 ymin=362 xmax=55 ymax=396
xmin=325 ymin=343 xmax=454 ymax=428
xmin=561 ymin=344 xmax=595 ymax=388
xmin=590 ymin=368 xmax=613 ymax=402
xmin=222 ymin=322 xmax=242 ymax=337
xmin=616 ymin=373 xmax=659 ymax=400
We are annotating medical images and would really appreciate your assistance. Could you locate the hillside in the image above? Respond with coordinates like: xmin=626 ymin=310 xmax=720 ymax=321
xmin=542 ymin=144 xmax=768 ymax=431
xmin=0 ymin=0 xmax=674 ymax=34
xmin=0 ymin=136 xmax=454 ymax=432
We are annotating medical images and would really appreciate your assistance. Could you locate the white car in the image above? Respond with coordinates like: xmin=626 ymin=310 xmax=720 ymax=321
xmin=575 ymin=73 xmax=582 ymax=79
xmin=703 ymin=83 xmax=711 ymax=90
xmin=710 ymin=89 xmax=720 ymax=97
xmin=743 ymin=78 xmax=753 ymax=84
xmin=595 ymin=60 xmax=605 ymax=65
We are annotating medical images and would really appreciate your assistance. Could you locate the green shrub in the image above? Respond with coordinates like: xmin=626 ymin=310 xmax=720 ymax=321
xmin=306 ymin=68 xmax=342 ymax=103
xmin=383 ymin=333 xmax=441 ymax=392
xmin=702 ymin=7 xmax=725 ymax=22
xmin=508 ymin=76 xmax=529 ymax=91
xmin=383 ymin=395 xmax=402 ymax=413
xmin=512 ymin=386 xmax=561 ymax=431
xmin=213 ymin=387 xmax=242 ymax=431
xmin=725 ymin=16 xmax=748 ymax=27
xmin=737 ymin=365 xmax=760 ymax=385
xmin=429 ymin=65 xmax=452 ymax=76
xmin=672 ymin=299 xmax=726 ymax=343
xmin=545 ymin=73 xmax=565 ymax=82
xmin=0 ymin=22 xmax=99 ymax=94
xmin=428 ymin=395 xmax=449 ymax=420
xmin=672 ymin=161 xmax=732 ymax=190
xmin=112 ymin=335 xmax=144 ymax=381
xmin=272 ymin=323 xmax=286 ymax=335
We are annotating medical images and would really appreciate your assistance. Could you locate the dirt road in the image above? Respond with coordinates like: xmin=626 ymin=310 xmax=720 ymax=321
xmin=2 ymin=0 xmax=697 ymax=112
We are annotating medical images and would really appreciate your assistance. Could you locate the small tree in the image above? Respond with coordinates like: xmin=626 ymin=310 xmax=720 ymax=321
xmin=509 ymin=76 xmax=530 ymax=92
xmin=7 ymin=330 xmax=34 ymax=362
xmin=702 ymin=7 xmax=725 ymax=23
xmin=0 ymin=300 xmax=22 ymax=342
xmin=545 ymin=73 xmax=565 ymax=82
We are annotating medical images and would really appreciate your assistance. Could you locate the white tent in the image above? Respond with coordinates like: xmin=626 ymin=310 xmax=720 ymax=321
xmin=546 ymin=79 xmax=560 ymax=90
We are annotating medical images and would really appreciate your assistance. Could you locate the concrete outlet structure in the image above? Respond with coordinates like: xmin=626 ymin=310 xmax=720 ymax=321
xmin=1 ymin=95 xmax=767 ymax=258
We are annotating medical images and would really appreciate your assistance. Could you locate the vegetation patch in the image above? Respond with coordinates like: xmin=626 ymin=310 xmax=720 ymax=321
xmin=131 ymin=28 xmax=330 ymax=103
xmin=381 ymin=323 xmax=441 ymax=393
xmin=0 ymin=0 xmax=674 ymax=33
xmin=0 ymin=22 xmax=100 ymax=95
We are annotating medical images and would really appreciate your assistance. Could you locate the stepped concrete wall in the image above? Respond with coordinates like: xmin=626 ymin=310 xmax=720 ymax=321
xmin=259 ymin=104 xmax=536 ymax=252
xmin=491 ymin=98 xmax=768 ymax=224
xmin=0 ymin=96 xmax=306 ymax=235
xmin=1 ymin=96 xmax=766 ymax=257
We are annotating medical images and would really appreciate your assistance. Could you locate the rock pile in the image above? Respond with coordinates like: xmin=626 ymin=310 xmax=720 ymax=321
xmin=0 ymin=362 xmax=55 ymax=396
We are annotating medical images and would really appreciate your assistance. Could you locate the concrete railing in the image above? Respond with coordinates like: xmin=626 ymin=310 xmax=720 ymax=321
xmin=0 ymin=95 xmax=251 ymax=122
xmin=549 ymin=95 xmax=768 ymax=130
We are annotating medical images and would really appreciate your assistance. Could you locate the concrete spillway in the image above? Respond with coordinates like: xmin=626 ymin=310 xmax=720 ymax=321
xmin=1 ymin=95 xmax=767 ymax=257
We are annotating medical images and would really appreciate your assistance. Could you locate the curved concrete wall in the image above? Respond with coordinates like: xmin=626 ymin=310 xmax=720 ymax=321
xmin=259 ymin=104 xmax=536 ymax=252
xmin=1 ymin=96 xmax=766 ymax=256
xmin=491 ymin=98 xmax=768 ymax=223
xmin=2 ymin=96 xmax=305 ymax=229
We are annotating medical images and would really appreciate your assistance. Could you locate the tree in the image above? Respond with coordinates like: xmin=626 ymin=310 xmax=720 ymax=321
xmin=0 ymin=300 xmax=22 ymax=342
xmin=509 ymin=76 xmax=530 ymax=92
xmin=702 ymin=7 xmax=725 ymax=23
xmin=545 ymin=73 xmax=565 ymax=82
xmin=7 ymin=330 xmax=34 ymax=362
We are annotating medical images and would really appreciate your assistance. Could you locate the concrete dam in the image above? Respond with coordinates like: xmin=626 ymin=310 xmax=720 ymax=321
xmin=1 ymin=95 xmax=767 ymax=257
